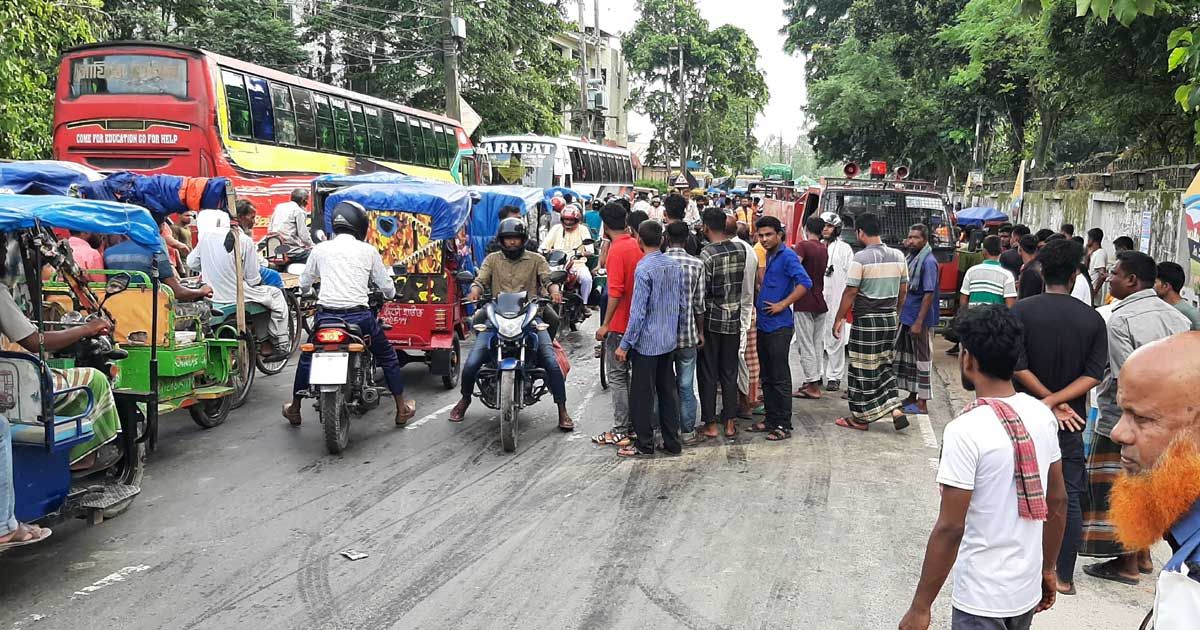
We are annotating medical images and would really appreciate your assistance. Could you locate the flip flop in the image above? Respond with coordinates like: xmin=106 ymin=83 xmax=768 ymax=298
xmin=395 ymin=399 xmax=416 ymax=426
xmin=1083 ymin=562 xmax=1140 ymax=586
xmin=282 ymin=403 xmax=302 ymax=426
xmin=792 ymin=389 xmax=820 ymax=399
xmin=766 ymin=428 xmax=792 ymax=442
xmin=747 ymin=422 xmax=771 ymax=432
xmin=725 ymin=425 xmax=738 ymax=438
xmin=893 ymin=413 xmax=910 ymax=431
xmin=0 ymin=524 xmax=51 ymax=552
xmin=616 ymin=446 xmax=654 ymax=458
xmin=683 ymin=433 xmax=716 ymax=446
xmin=835 ymin=417 xmax=868 ymax=431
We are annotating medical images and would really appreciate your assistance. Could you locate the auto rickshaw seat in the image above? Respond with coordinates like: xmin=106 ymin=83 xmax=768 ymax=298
xmin=93 ymin=284 xmax=175 ymax=347
xmin=0 ymin=352 xmax=95 ymax=447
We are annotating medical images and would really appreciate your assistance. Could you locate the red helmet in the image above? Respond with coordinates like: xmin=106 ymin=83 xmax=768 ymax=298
xmin=561 ymin=205 xmax=582 ymax=225
xmin=551 ymin=197 xmax=566 ymax=212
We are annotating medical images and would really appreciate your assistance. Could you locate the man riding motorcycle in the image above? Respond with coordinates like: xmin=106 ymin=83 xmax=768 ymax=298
xmin=541 ymin=204 xmax=595 ymax=307
xmin=282 ymin=200 xmax=416 ymax=427
xmin=449 ymin=218 xmax=574 ymax=431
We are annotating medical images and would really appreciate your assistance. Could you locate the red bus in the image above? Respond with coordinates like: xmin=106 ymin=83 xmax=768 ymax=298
xmin=53 ymin=41 xmax=480 ymax=234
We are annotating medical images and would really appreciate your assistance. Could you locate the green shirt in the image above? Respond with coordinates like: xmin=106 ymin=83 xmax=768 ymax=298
xmin=1174 ymin=300 xmax=1200 ymax=331
xmin=961 ymin=259 xmax=1016 ymax=306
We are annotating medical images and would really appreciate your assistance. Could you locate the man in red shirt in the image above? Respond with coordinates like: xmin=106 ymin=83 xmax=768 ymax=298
xmin=592 ymin=203 xmax=644 ymax=446
xmin=792 ymin=215 xmax=829 ymax=399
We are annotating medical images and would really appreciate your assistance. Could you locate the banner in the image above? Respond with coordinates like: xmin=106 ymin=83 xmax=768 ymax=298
xmin=1184 ymin=170 xmax=1200 ymax=301
xmin=1009 ymin=160 xmax=1026 ymax=224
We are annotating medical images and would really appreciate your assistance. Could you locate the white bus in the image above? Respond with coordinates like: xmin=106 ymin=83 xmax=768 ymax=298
xmin=479 ymin=134 xmax=634 ymax=198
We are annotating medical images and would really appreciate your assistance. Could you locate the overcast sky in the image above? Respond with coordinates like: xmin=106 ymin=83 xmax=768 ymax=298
xmin=580 ymin=0 xmax=808 ymax=143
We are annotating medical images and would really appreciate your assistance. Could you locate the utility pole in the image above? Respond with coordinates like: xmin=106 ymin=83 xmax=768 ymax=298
xmin=677 ymin=44 xmax=686 ymax=175
xmin=442 ymin=0 xmax=462 ymax=121
xmin=971 ymin=102 xmax=983 ymax=169
xmin=593 ymin=0 xmax=603 ymax=140
xmin=577 ymin=0 xmax=591 ymax=137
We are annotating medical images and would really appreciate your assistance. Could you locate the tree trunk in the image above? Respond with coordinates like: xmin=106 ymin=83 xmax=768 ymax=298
xmin=1031 ymin=107 xmax=1060 ymax=174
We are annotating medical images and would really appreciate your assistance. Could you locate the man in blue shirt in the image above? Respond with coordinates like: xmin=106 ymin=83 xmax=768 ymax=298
xmin=103 ymin=234 xmax=211 ymax=302
xmin=750 ymin=216 xmax=811 ymax=441
xmin=615 ymin=221 xmax=686 ymax=457
xmin=895 ymin=224 xmax=940 ymax=415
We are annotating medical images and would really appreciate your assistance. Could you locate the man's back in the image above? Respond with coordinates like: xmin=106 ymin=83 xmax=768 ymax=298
xmin=962 ymin=259 xmax=1015 ymax=305
xmin=792 ymin=239 xmax=828 ymax=313
xmin=937 ymin=393 xmax=1061 ymax=618
xmin=303 ymin=234 xmax=392 ymax=309
xmin=699 ymin=240 xmax=746 ymax=334
xmin=1011 ymin=293 xmax=1107 ymax=417
xmin=104 ymin=240 xmax=172 ymax=280
xmin=188 ymin=229 xmax=258 ymax=304
xmin=847 ymin=243 xmax=907 ymax=314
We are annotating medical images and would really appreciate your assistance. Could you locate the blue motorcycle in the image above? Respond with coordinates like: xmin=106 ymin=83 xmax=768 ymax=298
xmin=458 ymin=270 xmax=565 ymax=452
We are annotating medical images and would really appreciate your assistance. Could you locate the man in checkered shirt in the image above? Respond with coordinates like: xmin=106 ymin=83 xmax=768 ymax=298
xmin=664 ymin=220 xmax=705 ymax=438
xmin=690 ymin=207 xmax=746 ymax=443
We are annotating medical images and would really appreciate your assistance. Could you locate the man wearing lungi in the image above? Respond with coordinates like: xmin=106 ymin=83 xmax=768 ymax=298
xmin=895 ymin=224 xmax=940 ymax=415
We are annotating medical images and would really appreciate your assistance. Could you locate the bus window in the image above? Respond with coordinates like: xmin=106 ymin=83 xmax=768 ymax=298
xmin=71 ymin=54 xmax=188 ymax=98
xmin=348 ymin=103 xmax=368 ymax=155
xmin=246 ymin=76 xmax=275 ymax=143
xmin=460 ymin=156 xmax=474 ymax=185
xmin=330 ymin=98 xmax=353 ymax=154
xmin=269 ymin=83 xmax=297 ymax=146
xmin=221 ymin=70 xmax=252 ymax=139
xmin=587 ymin=152 xmax=600 ymax=183
xmin=569 ymin=148 xmax=584 ymax=182
xmin=292 ymin=87 xmax=317 ymax=148
xmin=395 ymin=114 xmax=413 ymax=163
xmin=364 ymin=106 xmax=384 ymax=158
xmin=444 ymin=128 xmax=457 ymax=170
xmin=313 ymin=93 xmax=335 ymax=151
xmin=381 ymin=110 xmax=399 ymax=161
xmin=410 ymin=119 xmax=426 ymax=165
xmin=433 ymin=125 xmax=447 ymax=168
xmin=420 ymin=121 xmax=436 ymax=167
xmin=623 ymin=156 xmax=633 ymax=181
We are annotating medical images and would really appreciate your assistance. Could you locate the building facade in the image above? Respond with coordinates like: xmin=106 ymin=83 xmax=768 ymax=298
xmin=550 ymin=25 xmax=630 ymax=146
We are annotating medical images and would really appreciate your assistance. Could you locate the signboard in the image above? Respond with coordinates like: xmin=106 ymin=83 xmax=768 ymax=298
xmin=1139 ymin=207 xmax=1153 ymax=254
xmin=1185 ymin=171 xmax=1200 ymax=303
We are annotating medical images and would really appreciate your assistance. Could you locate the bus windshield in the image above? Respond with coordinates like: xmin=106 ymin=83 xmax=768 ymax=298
xmin=70 ymin=54 xmax=188 ymax=98
xmin=481 ymin=140 xmax=554 ymax=188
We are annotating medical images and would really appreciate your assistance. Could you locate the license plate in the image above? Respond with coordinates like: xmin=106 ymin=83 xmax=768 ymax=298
xmin=309 ymin=352 xmax=349 ymax=385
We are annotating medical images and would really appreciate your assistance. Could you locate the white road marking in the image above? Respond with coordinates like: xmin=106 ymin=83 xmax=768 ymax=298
xmin=72 ymin=565 xmax=151 ymax=597
xmin=917 ymin=413 xmax=939 ymax=450
xmin=405 ymin=403 xmax=457 ymax=430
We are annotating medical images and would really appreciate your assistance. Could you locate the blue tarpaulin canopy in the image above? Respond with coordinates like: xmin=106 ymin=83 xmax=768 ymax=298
xmin=312 ymin=172 xmax=425 ymax=188
xmin=76 ymin=171 xmax=231 ymax=220
xmin=0 ymin=194 xmax=163 ymax=252
xmin=466 ymin=185 xmax=543 ymax=265
xmin=323 ymin=181 xmax=472 ymax=241
xmin=0 ymin=161 xmax=103 ymax=196
xmin=955 ymin=206 xmax=1009 ymax=228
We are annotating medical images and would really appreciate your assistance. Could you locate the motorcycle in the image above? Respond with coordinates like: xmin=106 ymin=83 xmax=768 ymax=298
xmin=544 ymin=238 xmax=594 ymax=332
xmin=297 ymin=294 xmax=387 ymax=455
xmin=457 ymin=269 xmax=566 ymax=453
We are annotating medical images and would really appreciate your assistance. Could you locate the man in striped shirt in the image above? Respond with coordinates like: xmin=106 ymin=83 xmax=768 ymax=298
xmin=665 ymin=221 xmax=705 ymax=437
xmin=615 ymin=221 xmax=687 ymax=457
xmin=960 ymin=235 xmax=1017 ymax=308
xmin=831 ymin=213 xmax=910 ymax=432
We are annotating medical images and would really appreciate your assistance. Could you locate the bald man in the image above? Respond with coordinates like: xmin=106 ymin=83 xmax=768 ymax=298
xmin=1108 ymin=332 xmax=1200 ymax=628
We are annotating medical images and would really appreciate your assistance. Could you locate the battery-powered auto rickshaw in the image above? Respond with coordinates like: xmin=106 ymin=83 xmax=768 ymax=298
xmin=0 ymin=193 xmax=155 ymax=526
xmin=312 ymin=177 xmax=475 ymax=388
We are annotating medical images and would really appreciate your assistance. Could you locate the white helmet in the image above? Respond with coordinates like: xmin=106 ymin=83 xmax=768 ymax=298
xmin=819 ymin=211 xmax=842 ymax=228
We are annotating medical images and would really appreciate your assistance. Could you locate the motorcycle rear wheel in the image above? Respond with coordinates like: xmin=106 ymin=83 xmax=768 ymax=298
xmin=498 ymin=370 xmax=518 ymax=453
xmin=321 ymin=387 xmax=350 ymax=454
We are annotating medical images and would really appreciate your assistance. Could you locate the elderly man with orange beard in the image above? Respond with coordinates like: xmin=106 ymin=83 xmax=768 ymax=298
xmin=1108 ymin=332 xmax=1200 ymax=629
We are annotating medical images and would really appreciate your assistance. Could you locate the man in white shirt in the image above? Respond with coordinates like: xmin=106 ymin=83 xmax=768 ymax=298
xmin=283 ymin=200 xmax=415 ymax=427
xmin=541 ymin=204 xmax=595 ymax=305
xmin=187 ymin=200 xmax=291 ymax=360
xmin=901 ymin=305 xmax=1068 ymax=630
xmin=268 ymin=189 xmax=315 ymax=262
xmin=1086 ymin=227 xmax=1108 ymax=306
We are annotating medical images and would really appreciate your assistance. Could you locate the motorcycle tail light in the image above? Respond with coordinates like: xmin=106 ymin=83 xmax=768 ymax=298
xmin=315 ymin=329 xmax=348 ymax=344
xmin=300 ymin=343 xmax=315 ymax=352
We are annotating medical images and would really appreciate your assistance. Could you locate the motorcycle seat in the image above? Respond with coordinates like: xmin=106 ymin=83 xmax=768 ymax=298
xmin=320 ymin=321 xmax=363 ymax=336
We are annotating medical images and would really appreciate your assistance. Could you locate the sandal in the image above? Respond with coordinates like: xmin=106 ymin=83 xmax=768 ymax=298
xmin=835 ymin=417 xmax=869 ymax=431
xmin=766 ymin=428 xmax=792 ymax=442
xmin=684 ymin=433 xmax=715 ymax=446
xmin=747 ymin=422 xmax=771 ymax=433
xmin=892 ymin=413 xmax=910 ymax=431
xmin=724 ymin=423 xmax=738 ymax=438
xmin=1083 ymin=561 xmax=1140 ymax=586
xmin=0 ymin=523 xmax=52 ymax=552
xmin=792 ymin=389 xmax=819 ymax=399
xmin=591 ymin=431 xmax=627 ymax=445
xmin=616 ymin=445 xmax=654 ymax=458
xmin=395 ymin=399 xmax=417 ymax=426
xmin=282 ymin=403 xmax=302 ymax=426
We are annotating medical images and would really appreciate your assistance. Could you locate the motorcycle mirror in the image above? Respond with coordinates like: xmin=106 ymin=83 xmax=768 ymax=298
xmin=455 ymin=270 xmax=476 ymax=283
xmin=105 ymin=272 xmax=131 ymax=296
xmin=549 ymin=270 xmax=567 ymax=284
xmin=581 ymin=238 xmax=595 ymax=246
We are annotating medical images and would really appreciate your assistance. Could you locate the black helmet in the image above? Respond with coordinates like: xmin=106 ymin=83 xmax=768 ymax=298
xmin=496 ymin=217 xmax=528 ymax=260
xmin=330 ymin=200 xmax=369 ymax=240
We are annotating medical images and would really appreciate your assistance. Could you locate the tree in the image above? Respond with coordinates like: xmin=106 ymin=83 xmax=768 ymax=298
xmin=623 ymin=0 xmax=768 ymax=171
xmin=0 ymin=0 xmax=103 ymax=159
xmin=174 ymin=0 xmax=308 ymax=71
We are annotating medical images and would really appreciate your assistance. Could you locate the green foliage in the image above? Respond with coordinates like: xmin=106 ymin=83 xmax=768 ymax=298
xmin=173 ymin=0 xmax=308 ymax=70
xmin=0 ymin=0 xmax=102 ymax=159
xmin=623 ymin=0 xmax=768 ymax=171
xmin=634 ymin=178 xmax=669 ymax=195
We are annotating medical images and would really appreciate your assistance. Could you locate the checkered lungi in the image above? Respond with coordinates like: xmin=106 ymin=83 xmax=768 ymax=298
xmin=847 ymin=311 xmax=900 ymax=423
xmin=1080 ymin=434 xmax=1128 ymax=557
xmin=738 ymin=310 xmax=760 ymax=402
xmin=894 ymin=323 xmax=933 ymax=401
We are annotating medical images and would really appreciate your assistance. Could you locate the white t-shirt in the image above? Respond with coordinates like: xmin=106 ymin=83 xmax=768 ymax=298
xmin=936 ymin=393 xmax=1062 ymax=618
xmin=1071 ymin=273 xmax=1092 ymax=304
xmin=1089 ymin=248 xmax=1109 ymax=305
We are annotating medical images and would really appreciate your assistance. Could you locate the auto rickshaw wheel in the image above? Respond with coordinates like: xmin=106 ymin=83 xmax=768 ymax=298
xmin=189 ymin=392 xmax=232 ymax=428
xmin=224 ymin=333 xmax=256 ymax=410
xmin=285 ymin=291 xmax=304 ymax=357
xmin=102 ymin=440 xmax=145 ymax=519
xmin=442 ymin=341 xmax=460 ymax=390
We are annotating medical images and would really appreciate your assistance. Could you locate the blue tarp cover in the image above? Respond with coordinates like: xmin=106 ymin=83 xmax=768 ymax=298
xmin=324 ymin=181 xmax=471 ymax=241
xmin=0 ymin=194 xmax=163 ymax=252
xmin=76 ymin=172 xmax=231 ymax=219
xmin=542 ymin=186 xmax=592 ymax=205
xmin=0 ymin=161 xmax=102 ymax=196
xmin=312 ymin=172 xmax=425 ymax=188
xmin=955 ymin=206 xmax=1009 ymax=228
xmin=466 ymin=185 xmax=543 ymax=265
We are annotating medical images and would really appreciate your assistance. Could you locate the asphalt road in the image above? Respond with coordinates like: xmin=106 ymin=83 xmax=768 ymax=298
xmin=0 ymin=321 xmax=1156 ymax=629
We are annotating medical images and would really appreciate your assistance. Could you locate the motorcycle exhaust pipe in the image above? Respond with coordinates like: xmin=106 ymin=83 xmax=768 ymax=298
xmin=362 ymin=387 xmax=380 ymax=405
